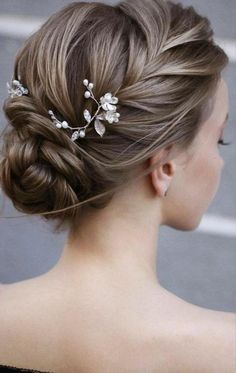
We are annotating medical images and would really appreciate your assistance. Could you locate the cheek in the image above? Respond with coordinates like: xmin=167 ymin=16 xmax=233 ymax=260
xmin=202 ymin=150 xmax=223 ymax=180
xmin=189 ymin=150 xmax=224 ymax=204
xmin=164 ymin=148 xmax=224 ymax=231
xmin=175 ymin=150 xmax=223 ymax=230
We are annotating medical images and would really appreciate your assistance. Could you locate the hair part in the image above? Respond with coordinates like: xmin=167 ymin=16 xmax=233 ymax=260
xmin=0 ymin=0 xmax=229 ymax=233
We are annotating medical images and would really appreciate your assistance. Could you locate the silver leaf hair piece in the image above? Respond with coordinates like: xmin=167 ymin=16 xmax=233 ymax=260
xmin=6 ymin=76 xmax=121 ymax=142
xmin=48 ymin=79 xmax=120 ymax=142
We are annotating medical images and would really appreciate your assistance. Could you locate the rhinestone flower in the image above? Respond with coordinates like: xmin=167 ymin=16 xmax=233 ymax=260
xmin=100 ymin=93 xmax=119 ymax=111
xmin=6 ymin=79 xmax=29 ymax=98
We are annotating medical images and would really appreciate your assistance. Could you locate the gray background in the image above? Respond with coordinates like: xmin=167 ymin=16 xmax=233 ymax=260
xmin=0 ymin=0 xmax=235 ymax=312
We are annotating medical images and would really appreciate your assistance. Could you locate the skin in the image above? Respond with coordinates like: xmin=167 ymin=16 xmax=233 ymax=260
xmin=0 ymin=77 xmax=235 ymax=372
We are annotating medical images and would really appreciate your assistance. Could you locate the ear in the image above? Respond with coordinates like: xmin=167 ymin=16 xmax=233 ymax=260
xmin=148 ymin=145 xmax=176 ymax=197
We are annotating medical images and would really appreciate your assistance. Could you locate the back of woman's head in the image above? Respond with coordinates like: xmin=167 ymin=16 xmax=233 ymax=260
xmin=0 ymin=0 xmax=229 ymax=233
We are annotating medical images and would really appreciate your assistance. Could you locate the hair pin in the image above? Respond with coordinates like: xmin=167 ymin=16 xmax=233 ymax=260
xmin=48 ymin=79 xmax=120 ymax=141
xmin=6 ymin=78 xmax=29 ymax=98
xmin=6 ymin=76 xmax=120 ymax=142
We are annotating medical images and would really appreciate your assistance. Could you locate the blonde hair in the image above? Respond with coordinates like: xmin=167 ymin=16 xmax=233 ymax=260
xmin=0 ymin=0 xmax=229 ymax=233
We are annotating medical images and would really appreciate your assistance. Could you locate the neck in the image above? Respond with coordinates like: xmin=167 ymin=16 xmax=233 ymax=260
xmin=51 ymin=197 xmax=164 ymax=290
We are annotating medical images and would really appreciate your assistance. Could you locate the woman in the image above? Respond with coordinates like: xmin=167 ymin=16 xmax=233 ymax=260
xmin=0 ymin=0 xmax=235 ymax=372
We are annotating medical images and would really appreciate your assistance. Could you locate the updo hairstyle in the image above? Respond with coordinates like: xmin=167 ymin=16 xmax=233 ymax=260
xmin=0 ymin=0 xmax=229 ymax=233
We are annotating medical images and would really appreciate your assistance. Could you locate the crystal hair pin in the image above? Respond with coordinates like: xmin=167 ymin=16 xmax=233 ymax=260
xmin=48 ymin=79 xmax=120 ymax=141
xmin=6 ymin=77 xmax=120 ymax=142
xmin=6 ymin=78 xmax=29 ymax=98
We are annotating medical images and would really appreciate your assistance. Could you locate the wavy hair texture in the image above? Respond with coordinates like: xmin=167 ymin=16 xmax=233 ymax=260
xmin=0 ymin=0 xmax=229 ymax=233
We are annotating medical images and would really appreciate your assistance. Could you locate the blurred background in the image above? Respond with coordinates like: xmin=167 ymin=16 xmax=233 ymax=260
xmin=0 ymin=0 xmax=235 ymax=312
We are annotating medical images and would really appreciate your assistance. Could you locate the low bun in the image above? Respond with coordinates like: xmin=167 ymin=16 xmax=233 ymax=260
xmin=1 ymin=97 xmax=94 ymax=231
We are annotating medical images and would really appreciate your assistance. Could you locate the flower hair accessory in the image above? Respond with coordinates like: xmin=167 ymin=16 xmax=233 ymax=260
xmin=6 ymin=77 xmax=29 ymax=98
xmin=6 ymin=77 xmax=120 ymax=142
xmin=48 ymin=79 xmax=120 ymax=141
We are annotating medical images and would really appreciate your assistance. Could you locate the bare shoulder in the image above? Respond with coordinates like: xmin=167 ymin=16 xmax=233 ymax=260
xmin=172 ymin=302 xmax=236 ymax=373
xmin=0 ymin=280 xmax=70 ymax=371
xmin=199 ymin=307 xmax=236 ymax=372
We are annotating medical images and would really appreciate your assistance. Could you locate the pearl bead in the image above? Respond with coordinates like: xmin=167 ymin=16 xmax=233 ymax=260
xmin=56 ymin=123 xmax=62 ymax=128
xmin=84 ymin=91 xmax=91 ymax=98
xmin=62 ymin=121 xmax=68 ymax=128
xmin=83 ymin=79 xmax=89 ymax=86
xmin=79 ymin=130 xmax=86 ymax=138
xmin=88 ymin=83 xmax=94 ymax=89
